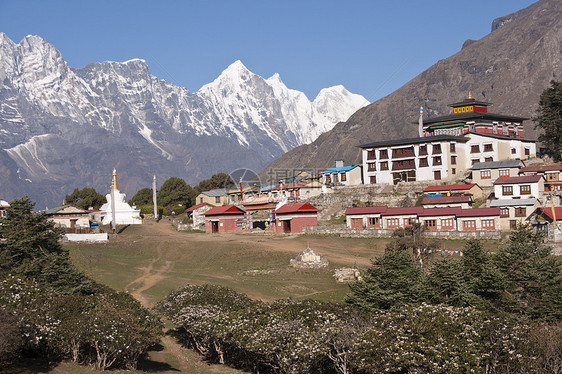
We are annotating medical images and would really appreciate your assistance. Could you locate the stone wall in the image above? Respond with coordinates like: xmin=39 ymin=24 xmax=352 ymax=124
xmin=303 ymin=224 xmax=501 ymax=239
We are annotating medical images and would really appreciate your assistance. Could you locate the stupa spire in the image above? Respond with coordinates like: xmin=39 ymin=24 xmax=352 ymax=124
xmin=112 ymin=168 xmax=118 ymax=190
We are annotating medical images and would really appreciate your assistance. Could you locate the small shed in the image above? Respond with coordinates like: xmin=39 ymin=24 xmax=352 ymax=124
xmin=203 ymin=205 xmax=246 ymax=233
xmin=273 ymin=203 xmax=319 ymax=233
xmin=45 ymin=205 xmax=91 ymax=230
xmin=0 ymin=199 xmax=10 ymax=218
xmin=185 ymin=202 xmax=215 ymax=228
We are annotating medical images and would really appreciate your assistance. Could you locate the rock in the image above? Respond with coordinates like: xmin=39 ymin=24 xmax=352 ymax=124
xmin=334 ymin=268 xmax=362 ymax=283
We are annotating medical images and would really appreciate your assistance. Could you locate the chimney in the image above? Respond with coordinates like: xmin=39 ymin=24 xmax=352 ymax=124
xmin=335 ymin=159 xmax=344 ymax=168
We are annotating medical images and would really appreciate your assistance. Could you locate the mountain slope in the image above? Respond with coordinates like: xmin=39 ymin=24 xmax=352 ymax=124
xmin=264 ymin=0 xmax=562 ymax=177
xmin=0 ymin=34 xmax=368 ymax=205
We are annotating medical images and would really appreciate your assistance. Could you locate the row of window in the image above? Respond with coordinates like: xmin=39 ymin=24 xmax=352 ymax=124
xmin=368 ymin=156 xmax=454 ymax=171
xmin=366 ymin=143 xmax=455 ymax=160
xmin=499 ymin=207 xmax=527 ymax=217
xmin=470 ymin=144 xmax=494 ymax=153
xmin=383 ymin=217 xmax=495 ymax=230
xmin=502 ymin=185 xmax=531 ymax=196
xmin=325 ymin=172 xmax=348 ymax=183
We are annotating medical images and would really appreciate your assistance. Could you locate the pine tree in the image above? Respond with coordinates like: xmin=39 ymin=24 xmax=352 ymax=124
xmin=0 ymin=197 xmax=92 ymax=294
xmin=534 ymin=80 xmax=562 ymax=159
xmin=346 ymin=248 xmax=424 ymax=311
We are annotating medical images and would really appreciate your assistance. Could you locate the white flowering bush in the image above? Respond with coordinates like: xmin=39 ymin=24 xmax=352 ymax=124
xmin=0 ymin=276 xmax=162 ymax=370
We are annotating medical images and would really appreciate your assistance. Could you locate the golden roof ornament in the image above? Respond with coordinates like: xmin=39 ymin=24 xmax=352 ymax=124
xmin=468 ymin=91 xmax=473 ymax=99
xmin=112 ymin=168 xmax=118 ymax=190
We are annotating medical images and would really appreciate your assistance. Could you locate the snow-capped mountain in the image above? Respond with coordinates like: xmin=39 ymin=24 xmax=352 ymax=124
xmin=0 ymin=33 xmax=368 ymax=205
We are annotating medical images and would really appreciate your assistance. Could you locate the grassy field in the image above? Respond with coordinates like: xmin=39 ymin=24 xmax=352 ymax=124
xmin=60 ymin=219 xmax=501 ymax=373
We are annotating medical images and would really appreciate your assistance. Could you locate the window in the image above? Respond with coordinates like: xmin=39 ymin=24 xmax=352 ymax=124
xmin=392 ymin=159 xmax=416 ymax=170
xmin=471 ymin=145 xmax=480 ymax=153
xmin=452 ymin=168 xmax=456 ymax=175
xmin=325 ymin=175 xmax=331 ymax=183
xmin=387 ymin=218 xmax=400 ymax=228
xmin=380 ymin=161 xmax=388 ymax=170
xmin=434 ymin=170 xmax=441 ymax=180
xmin=515 ymin=207 xmax=526 ymax=217
xmin=379 ymin=149 xmax=388 ymax=159
xmin=481 ymin=219 xmax=495 ymax=230
xmin=432 ymin=144 xmax=441 ymax=154
xmin=0 ymin=210 xmax=6 ymax=218
xmin=502 ymin=185 xmax=513 ymax=196
xmin=511 ymin=148 xmax=516 ymax=154
xmin=433 ymin=156 xmax=442 ymax=166
xmin=368 ymin=217 xmax=380 ymax=227
xmin=480 ymin=170 xmax=491 ymax=179
xmin=215 ymin=196 xmax=221 ymax=204
xmin=369 ymin=175 xmax=377 ymax=184
xmin=546 ymin=173 xmax=559 ymax=182
xmin=451 ymin=155 xmax=456 ymax=165
xmin=392 ymin=147 xmax=415 ymax=158
xmin=425 ymin=219 xmax=437 ymax=230
xmin=404 ymin=217 xmax=415 ymax=226
xmin=520 ymin=185 xmax=531 ymax=195
xmin=500 ymin=208 xmax=509 ymax=217
xmin=419 ymin=158 xmax=428 ymax=167
xmin=472 ymin=159 xmax=480 ymax=165
xmin=462 ymin=220 xmax=476 ymax=231
xmin=524 ymin=148 xmax=530 ymax=156
xmin=419 ymin=145 xmax=428 ymax=155
xmin=450 ymin=142 xmax=456 ymax=152
xmin=340 ymin=172 xmax=347 ymax=182
xmin=367 ymin=150 xmax=376 ymax=160
xmin=499 ymin=169 xmax=510 ymax=178
xmin=200 ymin=197 xmax=204 ymax=204
xmin=368 ymin=163 xmax=376 ymax=171
xmin=441 ymin=218 xmax=455 ymax=229
xmin=484 ymin=144 xmax=493 ymax=152
xmin=485 ymin=157 xmax=493 ymax=162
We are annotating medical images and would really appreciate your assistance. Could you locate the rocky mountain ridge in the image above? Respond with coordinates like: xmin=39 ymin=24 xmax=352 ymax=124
xmin=0 ymin=33 xmax=368 ymax=205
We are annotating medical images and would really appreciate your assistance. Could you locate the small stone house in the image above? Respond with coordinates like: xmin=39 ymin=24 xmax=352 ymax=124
xmin=45 ymin=205 xmax=91 ymax=231
xmin=423 ymin=183 xmax=483 ymax=199
xmin=273 ymin=202 xmax=319 ymax=233
xmin=519 ymin=164 xmax=562 ymax=193
xmin=203 ymin=205 xmax=246 ymax=233
xmin=455 ymin=208 xmax=500 ymax=231
xmin=490 ymin=198 xmax=539 ymax=230
xmin=493 ymin=175 xmax=544 ymax=200
xmin=322 ymin=161 xmax=363 ymax=186
xmin=185 ymin=202 xmax=215 ymax=228
xmin=471 ymin=160 xmax=524 ymax=187
xmin=197 ymin=188 xmax=229 ymax=206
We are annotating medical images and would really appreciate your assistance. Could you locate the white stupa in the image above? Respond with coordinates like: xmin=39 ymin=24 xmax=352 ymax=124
xmin=100 ymin=169 xmax=142 ymax=225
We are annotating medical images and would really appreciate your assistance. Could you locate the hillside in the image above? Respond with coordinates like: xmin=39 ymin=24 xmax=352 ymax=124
xmin=264 ymin=0 xmax=562 ymax=176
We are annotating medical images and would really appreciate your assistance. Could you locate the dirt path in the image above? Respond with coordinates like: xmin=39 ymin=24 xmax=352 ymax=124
xmin=123 ymin=220 xmax=241 ymax=374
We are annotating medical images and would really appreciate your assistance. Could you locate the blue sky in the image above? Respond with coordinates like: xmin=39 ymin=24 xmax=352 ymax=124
xmin=0 ymin=0 xmax=537 ymax=101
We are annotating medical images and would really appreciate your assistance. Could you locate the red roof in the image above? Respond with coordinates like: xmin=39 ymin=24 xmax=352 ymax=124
xmin=493 ymin=175 xmax=542 ymax=185
xmin=419 ymin=207 xmax=463 ymax=217
xmin=274 ymin=202 xmax=319 ymax=214
xmin=185 ymin=202 xmax=214 ymax=213
xmin=421 ymin=195 xmax=472 ymax=205
xmin=456 ymin=207 xmax=500 ymax=217
xmin=203 ymin=205 xmax=245 ymax=216
xmin=381 ymin=207 xmax=424 ymax=216
xmin=520 ymin=164 xmax=562 ymax=173
xmin=423 ymin=183 xmax=478 ymax=192
xmin=538 ymin=207 xmax=562 ymax=220
xmin=345 ymin=206 xmax=388 ymax=215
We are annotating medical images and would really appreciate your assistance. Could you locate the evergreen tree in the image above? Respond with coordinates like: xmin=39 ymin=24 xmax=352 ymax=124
xmin=64 ymin=187 xmax=106 ymax=210
xmin=0 ymin=197 xmax=92 ymax=294
xmin=534 ymin=80 xmax=562 ymax=159
xmin=157 ymin=177 xmax=192 ymax=213
xmin=346 ymin=248 xmax=424 ymax=311
xmin=494 ymin=225 xmax=562 ymax=319
xmin=129 ymin=187 xmax=153 ymax=206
